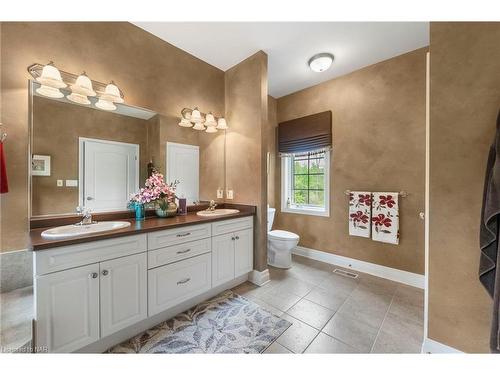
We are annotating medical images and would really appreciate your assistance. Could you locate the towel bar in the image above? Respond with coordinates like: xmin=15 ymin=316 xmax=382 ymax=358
xmin=344 ymin=190 xmax=408 ymax=198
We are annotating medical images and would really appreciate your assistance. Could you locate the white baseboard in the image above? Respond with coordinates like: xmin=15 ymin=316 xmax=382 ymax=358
xmin=248 ymin=269 xmax=270 ymax=286
xmin=293 ymin=246 xmax=425 ymax=289
xmin=422 ymin=338 xmax=463 ymax=353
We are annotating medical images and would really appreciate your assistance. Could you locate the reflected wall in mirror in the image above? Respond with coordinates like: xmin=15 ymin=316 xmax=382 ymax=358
xmin=30 ymin=81 xmax=225 ymax=217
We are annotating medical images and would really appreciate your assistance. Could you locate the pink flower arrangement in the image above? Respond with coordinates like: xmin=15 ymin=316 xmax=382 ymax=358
xmin=129 ymin=171 xmax=179 ymax=209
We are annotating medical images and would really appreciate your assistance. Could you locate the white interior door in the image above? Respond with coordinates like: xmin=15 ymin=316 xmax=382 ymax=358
xmin=166 ymin=142 xmax=199 ymax=204
xmin=80 ymin=138 xmax=139 ymax=212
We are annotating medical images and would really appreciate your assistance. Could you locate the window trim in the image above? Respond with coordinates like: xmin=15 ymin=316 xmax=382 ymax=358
xmin=281 ymin=151 xmax=330 ymax=217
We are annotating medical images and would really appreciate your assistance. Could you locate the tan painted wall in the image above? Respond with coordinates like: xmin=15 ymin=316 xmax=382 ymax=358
xmin=275 ymin=48 xmax=427 ymax=275
xmin=225 ymin=51 xmax=268 ymax=271
xmin=428 ymin=22 xmax=500 ymax=353
xmin=0 ymin=22 xmax=225 ymax=252
xmin=31 ymin=96 xmax=151 ymax=215
xmin=267 ymin=96 xmax=278 ymax=208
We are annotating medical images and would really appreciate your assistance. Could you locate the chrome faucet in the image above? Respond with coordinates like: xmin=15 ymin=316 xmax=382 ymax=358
xmin=76 ymin=206 xmax=95 ymax=226
xmin=208 ymin=200 xmax=217 ymax=211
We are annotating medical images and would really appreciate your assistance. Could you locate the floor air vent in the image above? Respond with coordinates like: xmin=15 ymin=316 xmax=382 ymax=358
xmin=333 ymin=268 xmax=359 ymax=279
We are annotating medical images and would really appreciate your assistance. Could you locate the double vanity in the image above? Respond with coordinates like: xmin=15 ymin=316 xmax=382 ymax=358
xmin=30 ymin=207 xmax=255 ymax=353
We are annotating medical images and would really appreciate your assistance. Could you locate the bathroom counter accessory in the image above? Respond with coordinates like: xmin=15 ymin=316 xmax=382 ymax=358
xmin=29 ymin=204 xmax=255 ymax=251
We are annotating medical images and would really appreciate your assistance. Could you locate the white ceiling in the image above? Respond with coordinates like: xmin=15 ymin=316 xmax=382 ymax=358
xmin=134 ymin=22 xmax=429 ymax=98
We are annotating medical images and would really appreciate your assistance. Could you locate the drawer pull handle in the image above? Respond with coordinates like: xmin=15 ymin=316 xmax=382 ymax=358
xmin=177 ymin=278 xmax=191 ymax=285
xmin=176 ymin=248 xmax=191 ymax=254
xmin=176 ymin=232 xmax=191 ymax=237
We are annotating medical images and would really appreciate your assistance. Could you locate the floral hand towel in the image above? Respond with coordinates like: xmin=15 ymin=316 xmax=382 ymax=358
xmin=371 ymin=192 xmax=399 ymax=245
xmin=349 ymin=192 xmax=371 ymax=238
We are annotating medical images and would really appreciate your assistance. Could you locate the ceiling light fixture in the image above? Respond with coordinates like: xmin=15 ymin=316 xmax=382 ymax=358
xmin=308 ymin=53 xmax=334 ymax=73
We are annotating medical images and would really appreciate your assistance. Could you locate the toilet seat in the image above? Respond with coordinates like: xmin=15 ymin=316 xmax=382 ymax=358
xmin=268 ymin=230 xmax=299 ymax=241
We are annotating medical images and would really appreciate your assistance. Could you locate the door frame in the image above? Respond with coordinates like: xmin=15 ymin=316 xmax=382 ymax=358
xmin=78 ymin=137 xmax=140 ymax=210
xmin=166 ymin=142 xmax=200 ymax=202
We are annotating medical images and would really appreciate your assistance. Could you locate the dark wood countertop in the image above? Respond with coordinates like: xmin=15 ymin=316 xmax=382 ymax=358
xmin=30 ymin=205 xmax=256 ymax=251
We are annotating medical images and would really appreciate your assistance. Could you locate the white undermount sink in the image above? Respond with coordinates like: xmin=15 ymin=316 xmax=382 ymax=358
xmin=41 ymin=221 xmax=131 ymax=239
xmin=196 ymin=209 xmax=240 ymax=217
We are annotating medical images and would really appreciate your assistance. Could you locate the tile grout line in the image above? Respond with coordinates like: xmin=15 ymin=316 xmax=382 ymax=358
xmin=368 ymin=285 xmax=399 ymax=353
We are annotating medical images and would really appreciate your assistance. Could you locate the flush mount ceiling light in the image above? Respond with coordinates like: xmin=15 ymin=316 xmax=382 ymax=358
xmin=308 ymin=53 xmax=334 ymax=73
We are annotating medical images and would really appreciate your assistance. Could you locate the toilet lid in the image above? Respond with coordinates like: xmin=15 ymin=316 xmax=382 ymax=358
xmin=268 ymin=230 xmax=299 ymax=241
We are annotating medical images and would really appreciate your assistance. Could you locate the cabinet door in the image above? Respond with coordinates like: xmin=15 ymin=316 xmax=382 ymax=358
xmin=211 ymin=233 xmax=235 ymax=287
xmin=100 ymin=252 xmax=147 ymax=337
xmin=234 ymin=228 xmax=254 ymax=277
xmin=35 ymin=264 xmax=100 ymax=353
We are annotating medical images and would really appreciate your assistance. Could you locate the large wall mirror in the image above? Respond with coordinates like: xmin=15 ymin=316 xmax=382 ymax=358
xmin=29 ymin=81 xmax=225 ymax=218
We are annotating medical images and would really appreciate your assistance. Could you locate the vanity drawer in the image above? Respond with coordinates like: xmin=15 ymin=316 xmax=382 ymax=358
xmin=147 ymin=224 xmax=211 ymax=250
xmin=148 ymin=253 xmax=212 ymax=316
xmin=148 ymin=238 xmax=211 ymax=269
xmin=211 ymin=217 xmax=253 ymax=236
xmin=34 ymin=234 xmax=147 ymax=276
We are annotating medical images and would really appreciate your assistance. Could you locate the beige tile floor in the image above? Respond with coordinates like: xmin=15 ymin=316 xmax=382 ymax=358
xmin=0 ymin=286 xmax=33 ymax=352
xmin=232 ymin=255 xmax=424 ymax=354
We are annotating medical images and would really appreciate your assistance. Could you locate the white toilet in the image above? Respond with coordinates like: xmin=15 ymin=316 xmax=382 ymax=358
xmin=267 ymin=207 xmax=300 ymax=269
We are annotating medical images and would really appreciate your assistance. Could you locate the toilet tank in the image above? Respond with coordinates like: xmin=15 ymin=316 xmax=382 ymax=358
xmin=268 ymin=207 xmax=276 ymax=232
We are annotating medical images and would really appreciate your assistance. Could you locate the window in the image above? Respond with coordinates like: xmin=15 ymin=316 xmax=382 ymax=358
xmin=281 ymin=151 xmax=330 ymax=217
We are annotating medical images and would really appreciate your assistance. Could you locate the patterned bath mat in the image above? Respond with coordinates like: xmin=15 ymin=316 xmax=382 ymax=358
xmin=107 ymin=290 xmax=291 ymax=353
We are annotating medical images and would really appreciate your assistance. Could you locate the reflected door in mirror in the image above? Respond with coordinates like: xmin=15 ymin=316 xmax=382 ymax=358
xmin=80 ymin=138 xmax=139 ymax=212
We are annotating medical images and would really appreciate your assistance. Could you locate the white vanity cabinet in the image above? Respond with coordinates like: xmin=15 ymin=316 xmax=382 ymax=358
xmin=33 ymin=215 xmax=254 ymax=353
xmin=211 ymin=217 xmax=254 ymax=287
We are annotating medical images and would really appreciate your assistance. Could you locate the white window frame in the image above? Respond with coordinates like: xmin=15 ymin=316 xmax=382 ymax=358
xmin=281 ymin=151 xmax=330 ymax=217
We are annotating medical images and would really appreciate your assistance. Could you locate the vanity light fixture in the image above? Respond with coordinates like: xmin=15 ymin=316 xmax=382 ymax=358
xmin=178 ymin=107 xmax=228 ymax=133
xmin=308 ymin=53 xmax=334 ymax=73
xmin=67 ymin=72 xmax=96 ymax=105
xmin=27 ymin=62 xmax=126 ymax=112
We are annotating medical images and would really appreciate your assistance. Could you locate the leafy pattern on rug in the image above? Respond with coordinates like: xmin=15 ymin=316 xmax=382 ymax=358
xmin=107 ymin=290 xmax=291 ymax=353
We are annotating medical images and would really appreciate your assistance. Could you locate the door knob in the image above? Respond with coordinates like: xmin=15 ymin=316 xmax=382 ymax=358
xmin=102 ymin=270 xmax=109 ymax=276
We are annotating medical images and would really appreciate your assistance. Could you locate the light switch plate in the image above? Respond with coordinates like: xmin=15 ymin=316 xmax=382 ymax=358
xmin=57 ymin=180 xmax=63 ymax=187
xmin=217 ymin=189 xmax=224 ymax=199
xmin=65 ymin=180 xmax=78 ymax=187
xmin=227 ymin=190 xmax=234 ymax=200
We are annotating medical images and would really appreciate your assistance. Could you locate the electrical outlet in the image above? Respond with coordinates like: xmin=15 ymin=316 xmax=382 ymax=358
xmin=217 ymin=189 xmax=224 ymax=199
xmin=66 ymin=180 xmax=78 ymax=187
xmin=227 ymin=190 xmax=234 ymax=200
xmin=57 ymin=180 xmax=63 ymax=187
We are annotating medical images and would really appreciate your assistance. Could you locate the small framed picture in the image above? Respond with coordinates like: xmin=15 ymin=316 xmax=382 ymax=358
xmin=32 ymin=154 xmax=51 ymax=176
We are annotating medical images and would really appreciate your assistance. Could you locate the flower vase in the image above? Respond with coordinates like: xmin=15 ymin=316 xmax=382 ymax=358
xmin=134 ymin=203 xmax=145 ymax=221
xmin=156 ymin=201 xmax=178 ymax=218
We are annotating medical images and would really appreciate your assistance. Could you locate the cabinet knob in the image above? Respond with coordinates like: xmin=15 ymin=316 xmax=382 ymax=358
xmin=90 ymin=272 xmax=98 ymax=279
xmin=102 ymin=270 xmax=109 ymax=276
xmin=235 ymin=236 xmax=240 ymax=240
xmin=231 ymin=237 xmax=235 ymax=241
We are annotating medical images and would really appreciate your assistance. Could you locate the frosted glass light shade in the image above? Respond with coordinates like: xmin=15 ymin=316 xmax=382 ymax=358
xmin=205 ymin=113 xmax=217 ymax=127
xmin=192 ymin=123 xmax=206 ymax=131
xmin=100 ymin=82 xmax=124 ymax=103
xmin=36 ymin=85 xmax=64 ymax=98
xmin=206 ymin=126 xmax=217 ymax=133
xmin=178 ymin=118 xmax=193 ymax=127
xmin=70 ymin=73 xmax=96 ymax=96
xmin=216 ymin=118 xmax=228 ymax=130
xmin=308 ymin=53 xmax=334 ymax=73
xmin=67 ymin=93 xmax=91 ymax=105
xmin=190 ymin=108 xmax=203 ymax=123
xmin=95 ymin=98 xmax=116 ymax=111
xmin=36 ymin=63 xmax=67 ymax=88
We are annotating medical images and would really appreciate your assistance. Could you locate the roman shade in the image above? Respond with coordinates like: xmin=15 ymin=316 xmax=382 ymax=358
xmin=278 ymin=111 xmax=332 ymax=156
